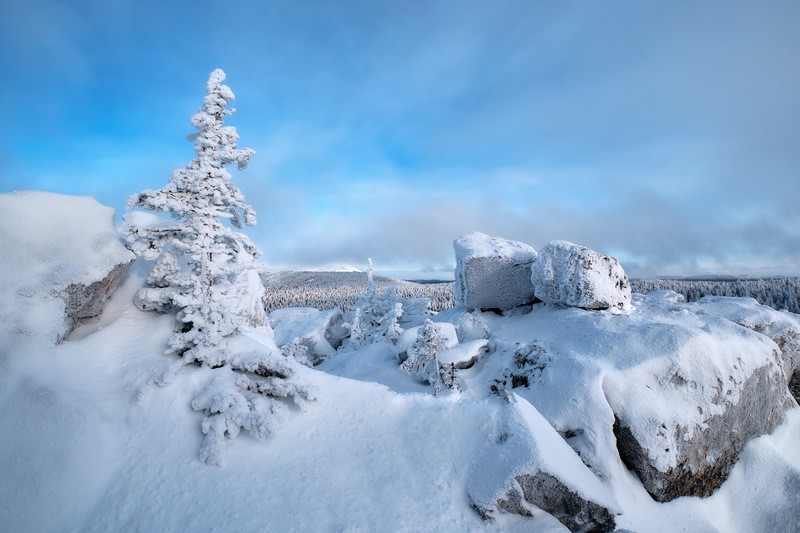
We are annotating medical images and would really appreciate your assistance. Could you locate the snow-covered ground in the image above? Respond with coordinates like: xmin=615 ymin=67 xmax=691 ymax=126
xmin=2 ymin=261 xmax=799 ymax=532
xmin=0 ymin=267 xmax=561 ymax=532
xmin=1 ymin=191 xmax=799 ymax=532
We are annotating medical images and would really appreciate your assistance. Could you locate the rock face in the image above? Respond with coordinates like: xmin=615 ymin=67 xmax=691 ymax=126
xmin=62 ymin=259 xmax=134 ymax=336
xmin=0 ymin=191 xmax=136 ymax=343
xmin=467 ymin=291 xmax=796 ymax=506
xmin=613 ymin=362 xmax=793 ymax=501
xmin=454 ymin=232 xmax=537 ymax=310
xmin=530 ymin=240 xmax=630 ymax=309
xmin=496 ymin=472 xmax=616 ymax=533
xmin=599 ymin=295 xmax=795 ymax=502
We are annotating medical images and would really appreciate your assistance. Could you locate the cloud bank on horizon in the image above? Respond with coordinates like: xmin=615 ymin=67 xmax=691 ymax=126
xmin=1 ymin=0 xmax=799 ymax=278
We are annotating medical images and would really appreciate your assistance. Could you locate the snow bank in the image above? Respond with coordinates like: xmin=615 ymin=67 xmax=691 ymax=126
xmin=454 ymin=232 xmax=537 ymax=310
xmin=530 ymin=240 xmax=631 ymax=309
xmin=0 ymin=191 xmax=134 ymax=343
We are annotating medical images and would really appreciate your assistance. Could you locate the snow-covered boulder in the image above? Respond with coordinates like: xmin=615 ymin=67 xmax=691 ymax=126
xmin=530 ymin=240 xmax=630 ymax=310
xmin=468 ymin=397 xmax=618 ymax=532
xmin=0 ymin=191 xmax=135 ymax=342
xmin=692 ymin=296 xmax=800 ymax=399
xmin=439 ymin=339 xmax=490 ymax=370
xmin=454 ymin=232 xmax=537 ymax=310
xmin=269 ymin=307 xmax=349 ymax=365
xmin=475 ymin=291 xmax=795 ymax=503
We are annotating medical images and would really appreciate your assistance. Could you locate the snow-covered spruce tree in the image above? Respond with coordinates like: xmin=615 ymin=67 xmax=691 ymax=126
xmin=124 ymin=68 xmax=263 ymax=366
xmin=401 ymin=319 xmax=458 ymax=394
xmin=345 ymin=258 xmax=403 ymax=349
xmin=123 ymin=69 xmax=316 ymax=466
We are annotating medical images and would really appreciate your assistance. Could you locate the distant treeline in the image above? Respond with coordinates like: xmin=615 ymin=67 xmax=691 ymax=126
xmin=262 ymin=271 xmax=800 ymax=316
xmin=631 ymin=277 xmax=800 ymax=314
xmin=262 ymin=271 xmax=455 ymax=313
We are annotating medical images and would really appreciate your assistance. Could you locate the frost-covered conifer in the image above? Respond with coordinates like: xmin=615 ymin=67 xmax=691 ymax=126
xmin=281 ymin=337 xmax=312 ymax=367
xmin=123 ymin=68 xmax=265 ymax=366
xmin=122 ymin=69 xmax=316 ymax=466
xmin=346 ymin=260 xmax=404 ymax=349
xmin=401 ymin=319 xmax=457 ymax=394
xmin=192 ymin=350 xmax=316 ymax=466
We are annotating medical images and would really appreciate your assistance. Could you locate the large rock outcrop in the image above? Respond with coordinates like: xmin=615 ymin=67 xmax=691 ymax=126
xmin=454 ymin=232 xmax=537 ymax=311
xmin=467 ymin=291 xmax=795 ymax=504
xmin=0 ymin=191 xmax=135 ymax=343
xmin=530 ymin=240 xmax=631 ymax=310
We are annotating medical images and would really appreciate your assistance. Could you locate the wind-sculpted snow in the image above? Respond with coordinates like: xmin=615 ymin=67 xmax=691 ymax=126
xmin=3 ymin=257 xmax=800 ymax=531
xmin=455 ymin=291 xmax=795 ymax=504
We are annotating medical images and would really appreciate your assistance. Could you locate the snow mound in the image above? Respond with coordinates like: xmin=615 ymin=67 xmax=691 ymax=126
xmin=454 ymin=232 xmax=537 ymax=310
xmin=530 ymin=240 xmax=631 ymax=310
xmin=0 ymin=191 xmax=134 ymax=343
xmin=397 ymin=321 xmax=458 ymax=358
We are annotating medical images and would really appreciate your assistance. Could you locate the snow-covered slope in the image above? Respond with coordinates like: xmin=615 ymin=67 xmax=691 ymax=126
xmin=0 ymin=266 xmax=567 ymax=532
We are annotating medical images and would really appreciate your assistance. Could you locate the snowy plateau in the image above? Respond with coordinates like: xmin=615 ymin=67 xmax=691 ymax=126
xmin=1 ymin=191 xmax=799 ymax=533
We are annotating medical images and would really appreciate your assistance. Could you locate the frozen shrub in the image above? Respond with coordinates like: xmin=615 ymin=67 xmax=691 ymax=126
xmin=401 ymin=319 xmax=459 ymax=394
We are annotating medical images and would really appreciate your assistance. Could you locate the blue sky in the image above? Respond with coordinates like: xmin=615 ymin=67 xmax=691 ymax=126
xmin=2 ymin=1 xmax=799 ymax=278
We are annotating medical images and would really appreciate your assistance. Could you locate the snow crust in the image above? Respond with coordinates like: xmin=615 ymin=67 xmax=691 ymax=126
xmin=2 ymin=264 xmax=799 ymax=532
xmin=467 ymin=394 xmax=619 ymax=514
xmin=692 ymin=295 xmax=800 ymax=378
xmin=269 ymin=306 xmax=347 ymax=361
xmin=477 ymin=292 xmax=786 ymax=475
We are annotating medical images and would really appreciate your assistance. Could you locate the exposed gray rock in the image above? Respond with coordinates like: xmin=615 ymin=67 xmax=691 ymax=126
xmin=0 ymin=191 xmax=136 ymax=344
xmin=531 ymin=240 xmax=630 ymax=309
xmin=60 ymin=259 xmax=134 ymax=339
xmin=496 ymin=472 xmax=616 ymax=533
xmin=454 ymin=232 xmax=537 ymax=310
xmin=613 ymin=362 xmax=794 ymax=502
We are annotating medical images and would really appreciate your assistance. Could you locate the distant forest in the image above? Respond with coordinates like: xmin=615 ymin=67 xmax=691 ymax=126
xmin=630 ymin=277 xmax=800 ymax=314
xmin=261 ymin=272 xmax=800 ymax=315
